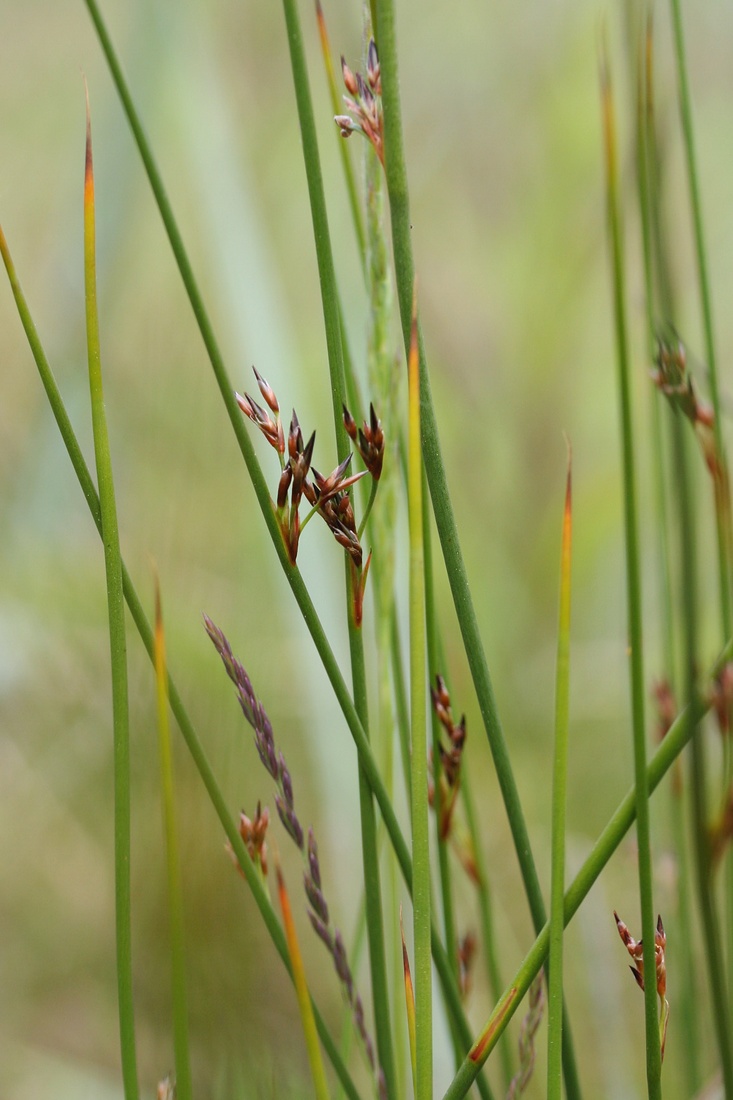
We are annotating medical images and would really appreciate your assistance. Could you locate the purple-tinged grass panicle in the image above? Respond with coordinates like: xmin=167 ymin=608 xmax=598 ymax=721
xmin=335 ymin=41 xmax=384 ymax=167
xmin=205 ymin=617 xmax=383 ymax=1093
xmin=506 ymin=975 xmax=544 ymax=1099
xmin=614 ymin=911 xmax=669 ymax=1060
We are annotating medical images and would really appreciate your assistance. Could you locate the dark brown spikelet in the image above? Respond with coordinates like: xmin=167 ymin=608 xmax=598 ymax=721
xmin=343 ymin=402 xmax=385 ymax=481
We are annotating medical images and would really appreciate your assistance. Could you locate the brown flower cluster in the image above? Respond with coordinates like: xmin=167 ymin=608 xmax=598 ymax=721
xmin=204 ymin=615 xmax=384 ymax=1097
xmin=236 ymin=368 xmax=385 ymax=576
xmin=335 ymin=39 xmax=383 ymax=166
xmin=614 ymin=911 xmax=669 ymax=1060
xmin=429 ymin=674 xmax=467 ymax=840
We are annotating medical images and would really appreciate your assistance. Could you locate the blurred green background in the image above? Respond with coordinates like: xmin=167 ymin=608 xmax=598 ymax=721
xmin=2 ymin=1 xmax=733 ymax=1097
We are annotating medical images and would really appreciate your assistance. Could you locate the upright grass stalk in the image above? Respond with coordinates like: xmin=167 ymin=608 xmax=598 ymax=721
xmin=547 ymin=454 xmax=572 ymax=1100
xmin=82 ymin=90 xmax=139 ymax=1100
xmin=423 ymin=494 xmax=462 ymax=1074
xmin=669 ymin=0 xmax=733 ymax=1024
xmin=375 ymin=1 xmax=583 ymax=1094
xmin=279 ymin=0 xmax=395 ymax=1089
xmin=152 ymin=578 xmax=193 ymax=1100
xmin=0 ymin=225 xmax=362 ymax=1100
xmin=669 ymin=0 xmax=731 ymax=601
xmin=672 ymin=409 xmax=733 ymax=1095
xmin=600 ymin=50 xmax=662 ymax=1099
xmin=407 ymin=297 xmax=432 ymax=1100
xmin=636 ymin=21 xmax=699 ymax=1091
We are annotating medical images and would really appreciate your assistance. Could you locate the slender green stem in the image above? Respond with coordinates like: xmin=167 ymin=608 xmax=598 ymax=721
xmin=375 ymin=2 xmax=583 ymax=1095
xmin=153 ymin=582 xmax=193 ymax=1100
xmin=407 ymin=303 xmax=432 ymax=1100
xmin=547 ymin=458 xmax=572 ymax=1100
xmin=82 ymin=98 xmax=139 ymax=1100
xmin=673 ymin=417 xmax=733 ymax=1096
xmin=423 ymin=490 xmax=460 ymax=1070
xmin=313 ymin=0 xmax=367 ymax=269
xmin=461 ymin=771 xmax=513 ymax=1091
xmin=279 ymin=0 xmax=395 ymax=1089
xmin=669 ymin=0 xmax=733 ymax=1028
xmin=600 ymin=52 xmax=661 ymax=1098
xmin=442 ymin=660 xmax=729 ymax=1098
xmin=637 ymin=23 xmax=700 ymax=1090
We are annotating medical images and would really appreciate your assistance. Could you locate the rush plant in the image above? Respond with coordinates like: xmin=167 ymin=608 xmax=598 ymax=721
xmin=3 ymin=2 xmax=733 ymax=1099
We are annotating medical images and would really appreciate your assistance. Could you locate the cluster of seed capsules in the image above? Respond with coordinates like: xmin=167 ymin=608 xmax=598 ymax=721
xmin=236 ymin=367 xmax=384 ymax=576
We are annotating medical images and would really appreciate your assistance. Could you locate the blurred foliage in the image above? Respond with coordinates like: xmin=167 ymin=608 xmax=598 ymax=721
xmin=2 ymin=1 xmax=733 ymax=1097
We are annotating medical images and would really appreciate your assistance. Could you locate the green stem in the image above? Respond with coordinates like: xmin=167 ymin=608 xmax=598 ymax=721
xmin=279 ymin=0 xmax=395 ymax=1089
xmin=547 ymin=459 xmax=572 ymax=1100
xmin=461 ymin=772 xmax=513 ymax=1090
xmin=407 ymin=306 xmax=432 ymax=1100
xmin=375 ymin=1 xmax=583 ymax=1095
xmin=673 ymin=417 xmax=733 ymax=1097
xmin=637 ymin=22 xmax=700 ymax=1089
xmin=600 ymin=53 xmax=661 ymax=1098
xmin=82 ymin=101 xmax=139 ymax=1100
xmin=153 ymin=584 xmax=193 ymax=1100
xmin=423 ymin=489 xmax=458 ymax=988
xmin=669 ymin=0 xmax=733 ymax=1030
xmin=313 ymin=0 xmax=367 ymax=269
